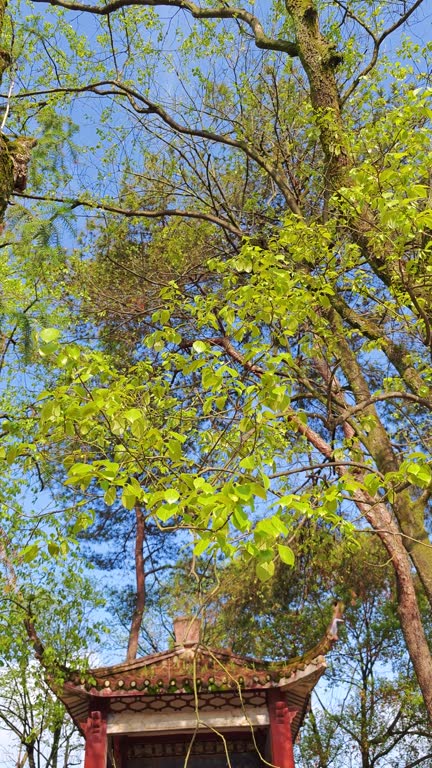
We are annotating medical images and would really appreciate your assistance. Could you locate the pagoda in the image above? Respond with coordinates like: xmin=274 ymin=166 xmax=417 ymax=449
xmin=60 ymin=609 xmax=343 ymax=768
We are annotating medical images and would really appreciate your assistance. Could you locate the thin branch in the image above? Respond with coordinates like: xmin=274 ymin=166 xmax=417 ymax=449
xmin=342 ymin=0 xmax=427 ymax=103
xmin=16 ymin=191 xmax=244 ymax=237
xmin=12 ymin=79 xmax=301 ymax=213
xmin=335 ymin=390 xmax=432 ymax=425
xmin=31 ymin=0 xmax=299 ymax=56
xmin=403 ymin=753 xmax=432 ymax=768
xmin=0 ymin=69 xmax=16 ymax=131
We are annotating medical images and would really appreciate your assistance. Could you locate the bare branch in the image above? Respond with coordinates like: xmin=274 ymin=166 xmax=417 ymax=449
xmin=335 ymin=391 xmax=432 ymax=425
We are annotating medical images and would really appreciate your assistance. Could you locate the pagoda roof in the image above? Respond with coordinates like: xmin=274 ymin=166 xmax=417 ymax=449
xmin=58 ymin=603 xmax=344 ymax=740
xmin=60 ymin=645 xmax=329 ymax=740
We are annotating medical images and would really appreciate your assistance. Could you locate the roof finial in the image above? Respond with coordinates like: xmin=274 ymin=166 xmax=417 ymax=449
xmin=173 ymin=616 xmax=201 ymax=647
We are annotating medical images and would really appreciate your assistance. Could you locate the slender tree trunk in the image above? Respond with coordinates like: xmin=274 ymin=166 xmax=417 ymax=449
xmin=308 ymin=709 xmax=329 ymax=768
xmin=360 ymin=669 xmax=370 ymax=768
xmin=47 ymin=725 xmax=61 ymax=768
xmin=291 ymin=405 xmax=432 ymax=721
xmin=215 ymin=330 xmax=432 ymax=720
xmin=0 ymin=0 xmax=15 ymax=220
xmin=353 ymin=493 xmax=432 ymax=721
xmin=126 ymin=504 xmax=146 ymax=662
xmin=25 ymin=744 xmax=36 ymax=768
xmin=16 ymin=747 xmax=28 ymax=768
xmin=395 ymin=500 xmax=432 ymax=609
xmin=325 ymin=309 xmax=432 ymax=611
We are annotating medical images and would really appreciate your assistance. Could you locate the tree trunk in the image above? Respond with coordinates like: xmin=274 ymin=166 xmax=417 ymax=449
xmin=280 ymin=0 xmax=432 ymax=719
xmin=47 ymin=725 xmax=61 ymax=768
xmin=285 ymin=0 xmax=350 ymax=192
xmin=0 ymin=2 xmax=37 ymax=219
xmin=0 ymin=0 xmax=14 ymax=220
xmin=126 ymin=504 xmax=146 ymax=662
xmin=355 ymin=493 xmax=432 ymax=721
xmin=25 ymin=743 xmax=36 ymax=768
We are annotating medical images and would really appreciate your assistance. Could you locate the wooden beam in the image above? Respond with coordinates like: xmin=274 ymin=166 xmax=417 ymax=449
xmin=107 ymin=706 xmax=269 ymax=734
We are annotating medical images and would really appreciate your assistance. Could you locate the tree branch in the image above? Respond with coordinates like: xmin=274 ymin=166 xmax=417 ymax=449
xmin=15 ymin=192 xmax=244 ymax=237
xmin=31 ymin=0 xmax=299 ymax=55
xmin=12 ymin=78 xmax=302 ymax=214
xmin=341 ymin=0 xmax=427 ymax=103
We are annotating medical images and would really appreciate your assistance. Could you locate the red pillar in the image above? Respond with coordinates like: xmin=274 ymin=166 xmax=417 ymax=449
xmin=267 ymin=690 xmax=297 ymax=768
xmin=112 ymin=736 xmax=123 ymax=768
xmin=84 ymin=710 xmax=108 ymax=768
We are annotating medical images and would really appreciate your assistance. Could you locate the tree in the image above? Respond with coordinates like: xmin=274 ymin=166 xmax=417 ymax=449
xmin=0 ymin=532 xmax=106 ymax=767
xmin=4 ymin=0 xmax=432 ymax=723
xmin=0 ymin=663 xmax=81 ymax=768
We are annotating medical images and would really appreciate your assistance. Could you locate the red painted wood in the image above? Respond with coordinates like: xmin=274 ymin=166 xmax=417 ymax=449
xmin=267 ymin=690 xmax=297 ymax=768
xmin=84 ymin=710 xmax=108 ymax=768
xmin=112 ymin=735 xmax=123 ymax=768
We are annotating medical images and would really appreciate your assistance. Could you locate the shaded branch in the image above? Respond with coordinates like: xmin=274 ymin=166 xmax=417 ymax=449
xmin=403 ymin=753 xmax=432 ymax=768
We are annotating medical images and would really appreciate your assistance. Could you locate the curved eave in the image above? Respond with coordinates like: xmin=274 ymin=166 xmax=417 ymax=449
xmin=60 ymin=654 xmax=327 ymax=740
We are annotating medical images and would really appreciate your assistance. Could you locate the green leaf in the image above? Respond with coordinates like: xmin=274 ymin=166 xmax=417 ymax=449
xmin=277 ymin=543 xmax=295 ymax=566
xmin=193 ymin=537 xmax=211 ymax=556
xmin=256 ymin=559 xmax=275 ymax=582
xmin=406 ymin=463 xmax=432 ymax=488
xmin=202 ymin=368 xmax=221 ymax=389
xmin=104 ymin=486 xmax=117 ymax=506
xmin=164 ymin=488 xmax=180 ymax=504
xmin=155 ymin=505 xmax=174 ymax=522
xmin=250 ymin=482 xmax=267 ymax=500
xmin=121 ymin=486 xmax=137 ymax=510
xmin=131 ymin=417 xmax=147 ymax=439
xmin=363 ymin=473 xmax=381 ymax=495
xmin=68 ymin=462 xmax=93 ymax=478
xmin=21 ymin=544 xmax=39 ymax=563
xmin=40 ymin=327 xmax=61 ymax=343
xmin=72 ymin=512 xmax=95 ymax=534
xmin=48 ymin=541 xmax=60 ymax=557
xmin=239 ymin=455 xmax=256 ymax=470
xmin=192 ymin=340 xmax=208 ymax=353
xmin=99 ymin=462 xmax=119 ymax=481
xmin=232 ymin=506 xmax=250 ymax=531
xmin=124 ymin=408 xmax=142 ymax=423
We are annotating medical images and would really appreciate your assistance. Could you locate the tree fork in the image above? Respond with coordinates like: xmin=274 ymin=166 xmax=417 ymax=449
xmin=295 ymin=410 xmax=432 ymax=722
xmin=327 ymin=309 xmax=432 ymax=610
